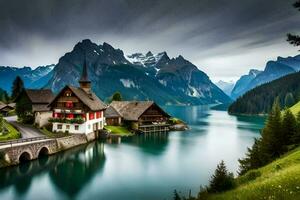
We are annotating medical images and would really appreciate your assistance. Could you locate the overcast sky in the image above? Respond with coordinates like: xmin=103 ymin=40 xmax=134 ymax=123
xmin=1 ymin=0 xmax=300 ymax=81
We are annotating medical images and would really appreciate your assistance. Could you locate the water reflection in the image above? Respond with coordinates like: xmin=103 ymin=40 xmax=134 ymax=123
xmin=49 ymin=142 xmax=106 ymax=198
xmin=0 ymin=141 xmax=106 ymax=199
xmin=122 ymin=132 xmax=169 ymax=156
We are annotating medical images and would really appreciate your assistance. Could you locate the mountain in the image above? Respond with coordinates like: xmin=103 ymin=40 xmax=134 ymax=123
xmin=0 ymin=65 xmax=54 ymax=94
xmin=231 ymin=69 xmax=262 ymax=99
xmin=228 ymin=71 xmax=300 ymax=115
xmin=231 ymin=55 xmax=300 ymax=99
xmin=215 ymin=80 xmax=235 ymax=96
xmin=45 ymin=39 xmax=231 ymax=105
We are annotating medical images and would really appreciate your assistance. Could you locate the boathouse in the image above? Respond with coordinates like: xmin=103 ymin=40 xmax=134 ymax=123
xmin=108 ymin=101 xmax=170 ymax=133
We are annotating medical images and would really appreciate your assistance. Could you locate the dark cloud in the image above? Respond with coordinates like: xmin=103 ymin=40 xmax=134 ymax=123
xmin=0 ymin=0 xmax=299 ymax=80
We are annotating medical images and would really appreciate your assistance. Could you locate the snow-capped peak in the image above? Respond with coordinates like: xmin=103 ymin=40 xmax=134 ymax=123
xmin=126 ymin=51 xmax=169 ymax=68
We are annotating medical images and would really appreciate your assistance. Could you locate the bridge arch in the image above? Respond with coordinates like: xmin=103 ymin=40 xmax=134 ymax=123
xmin=19 ymin=151 xmax=32 ymax=163
xmin=38 ymin=147 xmax=50 ymax=158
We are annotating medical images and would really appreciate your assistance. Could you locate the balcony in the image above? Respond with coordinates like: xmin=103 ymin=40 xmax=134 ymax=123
xmin=49 ymin=117 xmax=85 ymax=124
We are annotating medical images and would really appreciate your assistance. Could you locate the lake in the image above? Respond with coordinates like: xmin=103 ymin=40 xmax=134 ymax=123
xmin=0 ymin=106 xmax=265 ymax=200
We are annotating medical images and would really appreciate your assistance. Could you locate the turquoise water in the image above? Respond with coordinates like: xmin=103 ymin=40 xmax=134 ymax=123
xmin=0 ymin=106 xmax=265 ymax=200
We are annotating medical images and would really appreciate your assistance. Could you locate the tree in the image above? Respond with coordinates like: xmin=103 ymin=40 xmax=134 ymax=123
xmin=238 ymin=138 xmax=264 ymax=175
xmin=0 ymin=114 xmax=3 ymax=133
xmin=16 ymin=90 xmax=34 ymax=124
xmin=287 ymin=1 xmax=300 ymax=47
xmin=208 ymin=160 xmax=235 ymax=193
xmin=111 ymin=91 xmax=122 ymax=101
xmin=282 ymin=109 xmax=297 ymax=146
xmin=284 ymin=93 xmax=295 ymax=107
xmin=292 ymin=111 xmax=300 ymax=144
xmin=260 ymin=98 xmax=284 ymax=160
xmin=173 ymin=190 xmax=181 ymax=200
xmin=11 ymin=76 xmax=24 ymax=101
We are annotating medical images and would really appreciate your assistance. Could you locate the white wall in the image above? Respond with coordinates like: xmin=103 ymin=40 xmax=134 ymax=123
xmin=35 ymin=111 xmax=52 ymax=128
xmin=52 ymin=113 xmax=105 ymax=135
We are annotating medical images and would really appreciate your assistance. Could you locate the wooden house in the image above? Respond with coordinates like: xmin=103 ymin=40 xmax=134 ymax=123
xmin=16 ymin=89 xmax=54 ymax=127
xmin=108 ymin=101 xmax=170 ymax=133
xmin=0 ymin=101 xmax=14 ymax=116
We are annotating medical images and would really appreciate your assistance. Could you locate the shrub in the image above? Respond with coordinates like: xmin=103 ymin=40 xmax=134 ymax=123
xmin=238 ymin=170 xmax=261 ymax=184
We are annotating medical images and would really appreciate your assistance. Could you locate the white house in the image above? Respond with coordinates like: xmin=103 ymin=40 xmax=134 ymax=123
xmin=48 ymin=59 xmax=107 ymax=140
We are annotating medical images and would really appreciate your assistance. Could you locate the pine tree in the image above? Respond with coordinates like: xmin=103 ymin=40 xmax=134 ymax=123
xmin=287 ymin=1 xmax=300 ymax=47
xmin=260 ymin=98 xmax=284 ymax=160
xmin=284 ymin=93 xmax=295 ymax=107
xmin=11 ymin=76 xmax=24 ymax=101
xmin=173 ymin=190 xmax=181 ymax=200
xmin=238 ymin=138 xmax=264 ymax=175
xmin=111 ymin=91 xmax=122 ymax=102
xmin=208 ymin=160 xmax=235 ymax=193
xmin=0 ymin=114 xmax=3 ymax=133
xmin=282 ymin=109 xmax=297 ymax=146
xmin=292 ymin=111 xmax=300 ymax=144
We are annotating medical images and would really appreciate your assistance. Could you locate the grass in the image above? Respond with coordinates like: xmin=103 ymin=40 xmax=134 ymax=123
xmin=206 ymin=147 xmax=300 ymax=200
xmin=40 ymin=127 xmax=69 ymax=138
xmin=104 ymin=126 xmax=133 ymax=136
xmin=0 ymin=121 xmax=21 ymax=141
xmin=290 ymin=101 xmax=300 ymax=116
xmin=169 ymin=117 xmax=185 ymax=125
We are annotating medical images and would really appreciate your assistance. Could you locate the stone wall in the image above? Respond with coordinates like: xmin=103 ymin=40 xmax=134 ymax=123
xmin=56 ymin=134 xmax=87 ymax=150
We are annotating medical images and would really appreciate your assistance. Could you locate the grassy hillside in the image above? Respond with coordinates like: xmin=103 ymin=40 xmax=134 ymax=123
xmin=207 ymin=147 xmax=300 ymax=200
xmin=290 ymin=101 xmax=300 ymax=116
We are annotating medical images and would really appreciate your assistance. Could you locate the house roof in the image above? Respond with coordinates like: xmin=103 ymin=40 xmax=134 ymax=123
xmin=25 ymin=89 xmax=55 ymax=103
xmin=110 ymin=101 xmax=170 ymax=121
xmin=0 ymin=101 xmax=15 ymax=111
xmin=104 ymin=106 xmax=122 ymax=118
xmin=49 ymin=85 xmax=107 ymax=111
xmin=0 ymin=102 xmax=14 ymax=111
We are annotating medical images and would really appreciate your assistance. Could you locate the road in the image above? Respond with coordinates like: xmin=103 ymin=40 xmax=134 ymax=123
xmin=5 ymin=116 xmax=44 ymax=139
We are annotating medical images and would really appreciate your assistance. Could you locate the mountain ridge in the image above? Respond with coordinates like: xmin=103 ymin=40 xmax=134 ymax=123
xmin=231 ymin=55 xmax=300 ymax=99
xmin=45 ymin=39 xmax=231 ymax=105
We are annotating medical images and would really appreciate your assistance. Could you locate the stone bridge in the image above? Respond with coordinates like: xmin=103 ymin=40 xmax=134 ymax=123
xmin=0 ymin=135 xmax=87 ymax=166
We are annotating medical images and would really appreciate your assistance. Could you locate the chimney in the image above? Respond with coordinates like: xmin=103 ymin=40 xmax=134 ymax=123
xmin=79 ymin=55 xmax=92 ymax=95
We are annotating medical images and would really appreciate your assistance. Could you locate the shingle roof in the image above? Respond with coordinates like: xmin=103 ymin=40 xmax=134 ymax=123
xmin=32 ymin=104 xmax=51 ymax=112
xmin=110 ymin=101 xmax=169 ymax=121
xmin=0 ymin=102 xmax=14 ymax=111
xmin=49 ymin=85 xmax=107 ymax=111
xmin=104 ymin=106 xmax=121 ymax=118
xmin=25 ymin=89 xmax=55 ymax=103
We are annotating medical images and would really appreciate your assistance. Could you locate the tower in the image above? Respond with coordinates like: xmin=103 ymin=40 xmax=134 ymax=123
xmin=79 ymin=56 xmax=91 ymax=94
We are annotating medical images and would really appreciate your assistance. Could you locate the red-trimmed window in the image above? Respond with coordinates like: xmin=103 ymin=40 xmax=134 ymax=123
xmin=67 ymin=114 xmax=74 ymax=119
xmin=96 ymin=112 xmax=101 ymax=119
xmin=53 ymin=112 xmax=61 ymax=118
xmin=89 ymin=112 xmax=95 ymax=120
xmin=66 ymin=101 xmax=73 ymax=108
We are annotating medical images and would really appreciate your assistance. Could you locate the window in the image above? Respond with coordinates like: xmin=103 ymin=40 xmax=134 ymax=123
xmin=66 ymin=125 xmax=70 ymax=130
xmin=65 ymin=91 xmax=72 ymax=97
xmin=89 ymin=112 xmax=95 ymax=120
xmin=96 ymin=111 xmax=101 ymax=119
xmin=75 ymin=125 xmax=79 ymax=130
xmin=66 ymin=101 xmax=73 ymax=108
xmin=57 ymin=124 xmax=62 ymax=129
xmin=67 ymin=114 xmax=74 ymax=119
xmin=88 ymin=124 xmax=91 ymax=129
xmin=53 ymin=113 xmax=62 ymax=118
